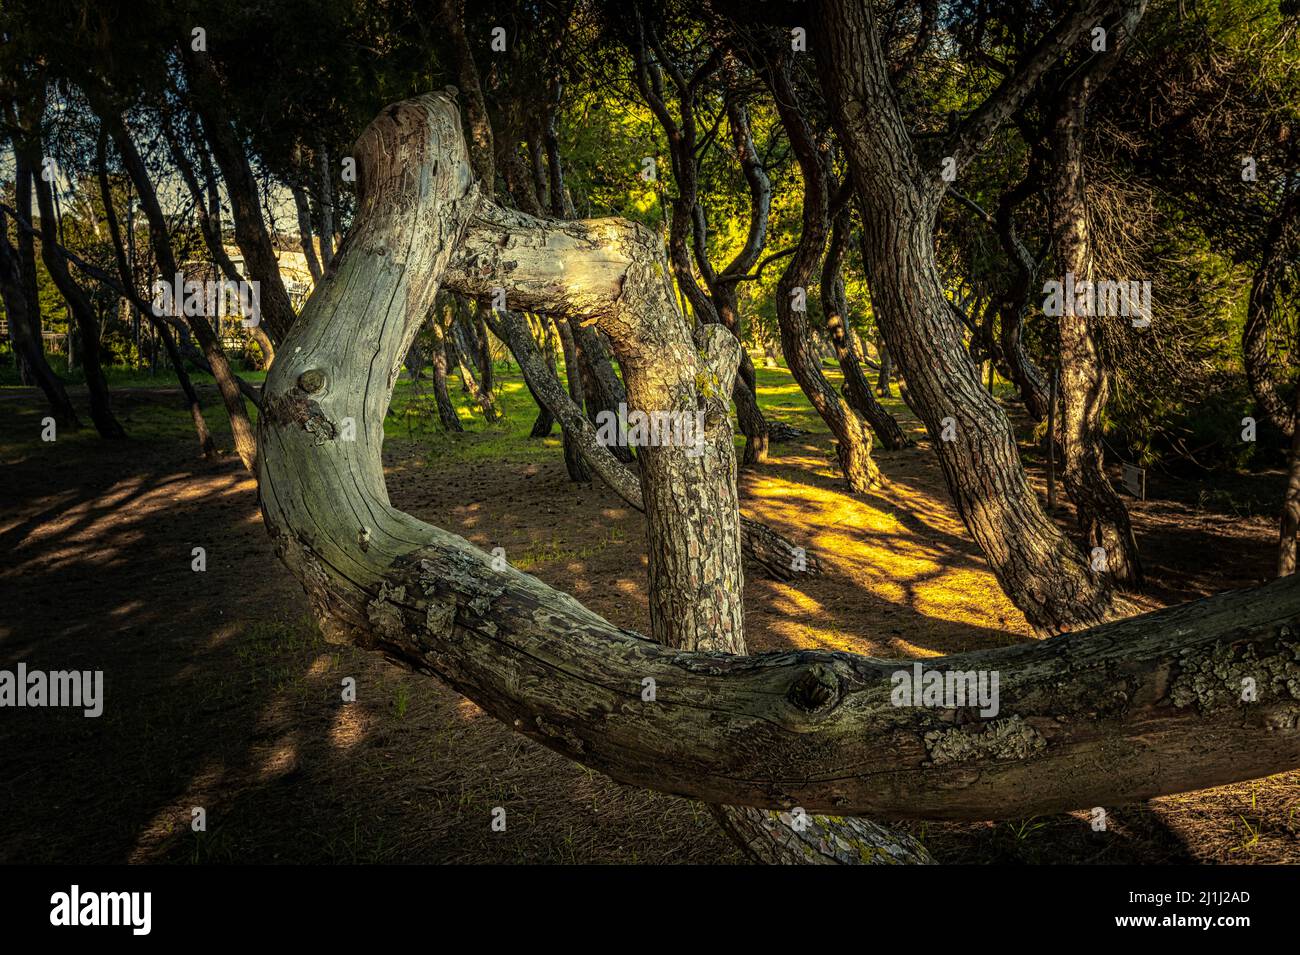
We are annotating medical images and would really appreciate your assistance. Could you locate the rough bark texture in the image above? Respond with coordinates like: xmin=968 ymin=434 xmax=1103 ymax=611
xmin=256 ymin=92 xmax=1300 ymax=839
xmin=1048 ymin=1 xmax=1146 ymax=589
xmin=275 ymin=93 xmax=744 ymax=657
xmin=766 ymin=58 xmax=881 ymax=493
xmin=822 ymin=207 xmax=909 ymax=451
xmin=815 ymin=0 xmax=1126 ymax=633
xmin=484 ymin=304 xmax=817 ymax=582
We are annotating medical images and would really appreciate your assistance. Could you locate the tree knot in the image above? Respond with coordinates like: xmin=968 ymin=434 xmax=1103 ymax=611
xmin=787 ymin=663 xmax=840 ymax=712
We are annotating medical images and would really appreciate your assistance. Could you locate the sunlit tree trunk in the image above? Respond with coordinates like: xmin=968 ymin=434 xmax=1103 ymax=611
xmin=814 ymin=0 xmax=1131 ymax=632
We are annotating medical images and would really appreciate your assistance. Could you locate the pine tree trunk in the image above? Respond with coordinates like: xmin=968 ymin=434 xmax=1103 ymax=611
xmin=822 ymin=207 xmax=909 ymax=451
xmin=815 ymin=0 xmax=1124 ymax=632
xmin=767 ymin=58 xmax=881 ymax=493
xmin=1047 ymin=14 xmax=1144 ymax=589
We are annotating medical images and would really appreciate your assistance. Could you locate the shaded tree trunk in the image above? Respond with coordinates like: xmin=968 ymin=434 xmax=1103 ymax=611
xmin=94 ymin=135 xmax=215 ymax=458
xmin=0 ymin=209 xmax=80 ymax=428
xmin=822 ymin=206 xmax=908 ymax=450
xmin=448 ymin=298 xmax=502 ymax=422
xmin=291 ymin=178 xmax=324 ymax=283
xmin=766 ymin=57 xmax=881 ymax=493
xmin=1048 ymin=3 xmax=1146 ymax=589
xmin=102 ymin=108 xmax=258 ymax=469
xmin=875 ymin=338 xmax=892 ymax=396
xmin=12 ymin=150 xmax=45 ymax=386
xmin=553 ymin=315 xmax=593 ymax=483
xmin=183 ymin=49 xmax=298 ymax=343
xmin=31 ymin=170 xmax=124 ymax=439
xmin=426 ymin=307 xmax=463 ymax=432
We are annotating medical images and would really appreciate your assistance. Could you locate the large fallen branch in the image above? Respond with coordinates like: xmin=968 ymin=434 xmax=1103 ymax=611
xmin=257 ymin=93 xmax=1300 ymax=826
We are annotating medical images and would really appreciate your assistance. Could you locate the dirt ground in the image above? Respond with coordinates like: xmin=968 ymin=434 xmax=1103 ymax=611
xmin=1 ymin=383 xmax=1296 ymax=864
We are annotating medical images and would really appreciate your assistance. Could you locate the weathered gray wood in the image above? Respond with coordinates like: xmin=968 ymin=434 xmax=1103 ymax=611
xmin=258 ymin=92 xmax=1300 ymax=828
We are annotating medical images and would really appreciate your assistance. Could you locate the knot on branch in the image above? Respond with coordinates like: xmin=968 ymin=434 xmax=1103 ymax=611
xmin=787 ymin=663 xmax=840 ymax=713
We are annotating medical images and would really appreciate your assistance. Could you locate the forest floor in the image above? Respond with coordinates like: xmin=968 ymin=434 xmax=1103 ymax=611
xmin=1 ymin=361 xmax=1296 ymax=864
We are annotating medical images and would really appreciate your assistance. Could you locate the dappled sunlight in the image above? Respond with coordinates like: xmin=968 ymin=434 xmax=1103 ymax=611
xmin=329 ymin=705 xmax=369 ymax=749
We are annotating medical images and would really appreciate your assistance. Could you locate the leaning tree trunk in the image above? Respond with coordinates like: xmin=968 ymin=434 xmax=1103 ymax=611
xmin=0 ymin=214 xmax=80 ymax=428
xmin=822 ymin=206 xmax=909 ymax=450
xmin=525 ymin=314 xmax=557 ymax=437
xmin=1047 ymin=4 xmax=1145 ymax=589
xmin=103 ymin=108 xmax=258 ymax=470
xmin=258 ymin=94 xmax=1300 ymax=830
xmin=183 ymin=49 xmax=298 ymax=345
xmin=482 ymin=303 xmax=820 ymax=583
xmin=552 ymin=315 xmax=592 ymax=484
xmin=94 ymin=141 xmax=216 ymax=459
xmin=766 ymin=58 xmax=881 ymax=493
xmin=13 ymin=153 xmax=47 ymax=387
xmin=815 ymin=0 xmax=1126 ymax=633
xmin=31 ymin=172 xmax=124 ymax=439
xmin=425 ymin=307 xmax=464 ymax=432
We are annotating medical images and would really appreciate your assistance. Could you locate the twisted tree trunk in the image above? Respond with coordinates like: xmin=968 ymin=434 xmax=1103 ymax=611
xmin=815 ymin=0 xmax=1127 ymax=632
xmin=822 ymin=206 xmax=909 ymax=450
xmin=256 ymin=94 xmax=1300 ymax=860
xmin=766 ymin=57 xmax=881 ymax=493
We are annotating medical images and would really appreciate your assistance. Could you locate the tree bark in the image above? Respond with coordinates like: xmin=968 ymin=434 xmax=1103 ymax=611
xmin=814 ymin=0 xmax=1127 ymax=632
xmin=316 ymin=141 xmax=336 ymax=269
xmin=766 ymin=57 xmax=881 ymax=493
xmin=1048 ymin=2 xmax=1146 ymax=590
xmin=183 ymin=49 xmax=297 ymax=344
xmin=426 ymin=306 xmax=464 ymax=432
xmin=0 ymin=208 xmax=80 ymax=428
xmin=12 ymin=150 xmax=46 ymax=386
xmin=94 ymin=135 xmax=216 ymax=458
xmin=448 ymin=298 xmax=502 ymax=422
xmin=822 ymin=206 xmax=909 ymax=450
xmin=1242 ymin=193 xmax=1299 ymax=441
xmin=291 ymin=178 xmax=324 ymax=283
xmin=553 ymin=314 xmax=593 ymax=484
